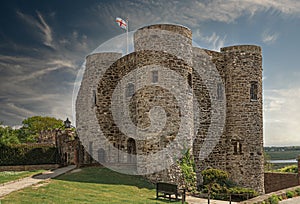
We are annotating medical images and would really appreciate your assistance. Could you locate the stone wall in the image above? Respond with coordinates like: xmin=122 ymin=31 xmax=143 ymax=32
xmin=0 ymin=164 xmax=60 ymax=171
xmin=264 ymin=172 xmax=299 ymax=194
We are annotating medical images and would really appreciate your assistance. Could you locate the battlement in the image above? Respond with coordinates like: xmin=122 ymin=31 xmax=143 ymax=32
xmin=137 ymin=24 xmax=192 ymax=40
xmin=221 ymin=45 xmax=262 ymax=53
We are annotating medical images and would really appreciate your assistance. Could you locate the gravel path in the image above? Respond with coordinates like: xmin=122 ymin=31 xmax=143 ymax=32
xmin=0 ymin=165 xmax=76 ymax=198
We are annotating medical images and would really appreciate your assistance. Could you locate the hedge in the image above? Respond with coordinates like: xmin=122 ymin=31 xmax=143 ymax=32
xmin=0 ymin=143 xmax=59 ymax=165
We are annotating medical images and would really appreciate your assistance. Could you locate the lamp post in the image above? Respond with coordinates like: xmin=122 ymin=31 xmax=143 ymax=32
xmin=64 ymin=118 xmax=71 ymax=129
xmin=56 ymin=118 xmax=76 ymax=166
xmin=62 ymin=118 xmax=80 ymax=167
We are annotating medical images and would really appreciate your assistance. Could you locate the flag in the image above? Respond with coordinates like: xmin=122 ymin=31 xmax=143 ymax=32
xmin=115 ymin=17 xmax=127 ymax=30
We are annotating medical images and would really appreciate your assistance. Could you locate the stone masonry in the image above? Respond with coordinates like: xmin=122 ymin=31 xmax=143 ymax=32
xmin=76 ymin=24 xmax=264 ymax=193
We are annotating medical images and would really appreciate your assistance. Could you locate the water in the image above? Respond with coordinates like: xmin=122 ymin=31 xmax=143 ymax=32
xmin=269 ymin=159 xmax=297 ymax=164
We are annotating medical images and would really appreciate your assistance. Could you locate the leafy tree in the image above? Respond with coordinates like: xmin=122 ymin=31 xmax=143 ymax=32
xmin=19 ymin=116 xmax=64 ymax=143
xmin=0 ymin=126 xmax=20 ymax=145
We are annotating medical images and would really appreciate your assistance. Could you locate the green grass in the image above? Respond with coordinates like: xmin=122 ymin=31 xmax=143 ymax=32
xmin=0 ymin=170 xmax=45 ymax=184
xmin=0 ymin=167 xmax=182 ymax=204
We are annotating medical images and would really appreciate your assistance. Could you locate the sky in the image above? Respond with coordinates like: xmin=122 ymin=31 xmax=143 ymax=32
xmin=0 ymin=0 xmax=300 ymax=146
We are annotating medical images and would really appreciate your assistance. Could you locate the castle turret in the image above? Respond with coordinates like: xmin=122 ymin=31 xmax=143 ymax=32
xmin=76 ymin=52 xmax=122 ymax=165
xmin=221 ymin=45 xmax=264 ymax=194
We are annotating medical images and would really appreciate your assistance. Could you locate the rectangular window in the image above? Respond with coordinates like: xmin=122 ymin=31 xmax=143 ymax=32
xmin=126 ymin=83 xmax=135 ymax=97
xmin=217 ymin=83 xmax=223 ymax=100
xmin=233 ymin=141 xmax=243 ymax=155
xmin=93 ymin=90 xmax=97 ymax=106
xmin=250 ymin=82 xmax=258 ymax=101
xmin=188 ymin=73 xmax=192 ymax=88
xmin=152 ymin=71 xmax=158 ymax=83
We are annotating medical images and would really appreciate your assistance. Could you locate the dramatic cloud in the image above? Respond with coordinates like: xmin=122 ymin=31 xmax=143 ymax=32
xmin=17 ymin=10 xmax=54 ymax=48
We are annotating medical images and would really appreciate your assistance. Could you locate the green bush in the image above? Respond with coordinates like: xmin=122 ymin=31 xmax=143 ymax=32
xmin=279 ymin=165 xmax=298 ymax=173
xmin=199 ymin=168 xmax=258 ymax=202
xmin=0 ymin=143 xmax=59 ymax=165
xmin=295 ymin=188 xmax=300 ymax=196
xmin=229 ymin=187 xmax=258 ymax=201
xmin=286 ymin=191 xmax=295 ymax=198
xmin=268 ymin=195 xmax=279 ymax=204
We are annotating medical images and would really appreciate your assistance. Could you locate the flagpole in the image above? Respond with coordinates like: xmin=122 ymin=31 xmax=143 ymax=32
xmin=126 ymin=17 xmax=129 ymax=55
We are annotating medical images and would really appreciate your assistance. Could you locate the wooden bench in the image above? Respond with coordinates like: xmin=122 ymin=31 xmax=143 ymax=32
xmin=156 ymin=182 xmax=186 ymax=203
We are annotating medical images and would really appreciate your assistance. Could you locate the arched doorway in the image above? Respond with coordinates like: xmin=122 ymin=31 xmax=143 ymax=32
xmin=127 ymin=138 xmax=136 ymax=163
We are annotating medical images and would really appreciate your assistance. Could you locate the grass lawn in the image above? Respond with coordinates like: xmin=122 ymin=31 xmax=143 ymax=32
xmin=0 ymin=167 xmax=182 ymax=204
xmin=0 ymin=170 xmax=45 ymax=184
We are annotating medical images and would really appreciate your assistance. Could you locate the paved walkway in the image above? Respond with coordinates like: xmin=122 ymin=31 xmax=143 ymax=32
xmin=279 ymin=196 xmax=300 ymax=204
xmin=0 ymin=165 xmax=76 ymax=198
xmin=186 ymin=195 xmax=237 ymax=204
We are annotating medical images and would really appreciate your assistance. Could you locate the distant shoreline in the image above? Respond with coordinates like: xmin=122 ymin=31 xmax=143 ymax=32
xmin=269 ymin=159 xmax=297 ymax=164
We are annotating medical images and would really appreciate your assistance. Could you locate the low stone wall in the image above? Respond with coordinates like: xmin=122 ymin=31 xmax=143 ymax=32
xmin=0 ymin=164 xmax=60 ymax=171
xmin=264 ymin=172 xmax=299 ymax=193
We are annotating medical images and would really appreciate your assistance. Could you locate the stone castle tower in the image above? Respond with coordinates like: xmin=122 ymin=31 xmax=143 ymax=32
xmin=76 ymin=24 xmax=264 ymax=193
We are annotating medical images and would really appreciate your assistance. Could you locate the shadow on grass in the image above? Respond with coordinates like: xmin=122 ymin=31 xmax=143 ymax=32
xmin=148 ymin=198 xmax=184 ymax=203
xmin=54 ymin=166 xmax=155 ymax=190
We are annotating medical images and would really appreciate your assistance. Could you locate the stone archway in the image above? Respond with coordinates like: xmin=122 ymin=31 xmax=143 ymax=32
xmin=127 ymin=138 xmax=136 ymax=163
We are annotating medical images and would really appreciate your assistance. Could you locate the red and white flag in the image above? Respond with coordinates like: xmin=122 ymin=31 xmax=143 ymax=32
xmin=115 ymin=17 xmax=127 ymax=30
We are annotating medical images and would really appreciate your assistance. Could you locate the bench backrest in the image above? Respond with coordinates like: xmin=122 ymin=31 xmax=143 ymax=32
xmin=157 ymin=182 xmax=178 ymax=193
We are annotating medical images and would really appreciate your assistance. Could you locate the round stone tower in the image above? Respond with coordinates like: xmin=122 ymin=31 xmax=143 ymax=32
xmin=221 ymin=45 xmax=264 ymax=194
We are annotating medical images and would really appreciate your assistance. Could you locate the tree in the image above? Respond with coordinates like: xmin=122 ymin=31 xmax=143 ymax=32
xmin=202 ymin=168 xmax=229 ymax=204
xmin=19 ymin=116 xmax=64 ymax=143
xmin=264 ymin=151 xmax=273 ymax=172
xmin=178 ymin=148 xmax=197 ymax=192
xmin=0 ymin=126 xmax=20 ymax=145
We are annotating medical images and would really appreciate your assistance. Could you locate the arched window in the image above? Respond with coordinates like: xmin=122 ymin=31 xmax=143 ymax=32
xmin=126 ymin=83 xmax=135 ymax=97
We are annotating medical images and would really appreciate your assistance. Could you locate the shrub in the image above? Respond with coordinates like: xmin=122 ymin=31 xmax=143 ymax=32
xmin=268 ymin=195 xmax=279 ymax=204
xmin=0 ymin=143 xmax=59 ymax=165
xmin=295 ymin=188 xmax=300 ymax=196
xmin=279 ymin=165 xmax=298 ymax=173
xmin=178 ymin=148 xmax=197 ymax=192
xmin=229 ymin=187 xmax=258 ymax=201
xmin=286 ymin=191 xmax=295 ymax=198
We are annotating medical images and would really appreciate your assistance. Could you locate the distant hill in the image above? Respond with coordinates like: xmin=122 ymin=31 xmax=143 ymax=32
xmin=264 ymin=146 xmax=300 ymax=152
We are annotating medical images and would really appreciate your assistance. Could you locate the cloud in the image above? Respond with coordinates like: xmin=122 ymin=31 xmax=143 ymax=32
xmin=16 ymin=10 xmax=54 ymax=48
xmin=36 ymin=11 xmax=54 ymax=48
xmin=193 ymin=29 xmax=226 ymax=51
xmin=93 ymin=0 xmax=300 ymax=30
xmin=262 ymin=30 xmax=279 ymax=44
xmin=264 ymin=88 xmax=300 ymax=146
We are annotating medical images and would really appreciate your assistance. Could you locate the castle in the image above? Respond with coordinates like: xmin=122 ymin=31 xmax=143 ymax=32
xmin=76 ymin=24 xmax=264 ymax=193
